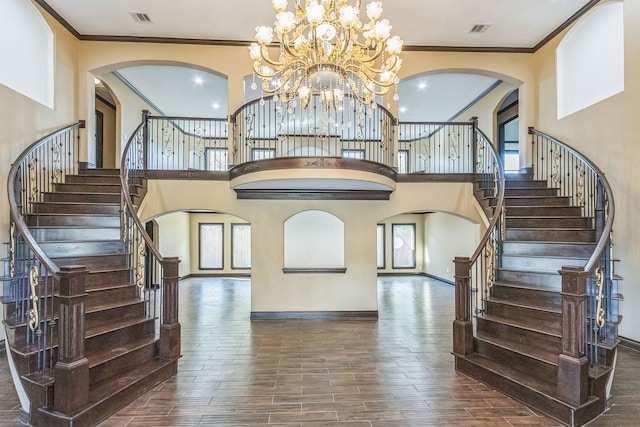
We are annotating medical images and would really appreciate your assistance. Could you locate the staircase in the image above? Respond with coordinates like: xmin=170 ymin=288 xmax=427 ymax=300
xmin=4 ymin=168 xmax=178 ymax=427
xmin=455 ymin=172 xmax=621 ymax=426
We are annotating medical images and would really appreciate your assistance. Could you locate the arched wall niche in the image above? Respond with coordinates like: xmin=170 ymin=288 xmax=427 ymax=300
xmin=284 ymin=210 xmax=345 ymax=269
xmin=0 ymin=0 xmax=54 ymax=108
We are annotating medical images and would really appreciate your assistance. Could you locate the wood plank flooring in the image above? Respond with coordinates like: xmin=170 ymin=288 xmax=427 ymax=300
xmin=1 ymin=276 xmax=639 ymax=426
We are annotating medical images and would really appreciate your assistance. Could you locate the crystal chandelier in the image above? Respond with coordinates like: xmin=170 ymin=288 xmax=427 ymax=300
xmin=249 ymin=0 xmax=403 ymax=110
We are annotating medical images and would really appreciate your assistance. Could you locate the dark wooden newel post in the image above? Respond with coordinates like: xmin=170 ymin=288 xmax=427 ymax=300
xmin=54 ymin=266 xmax=89 ymax=414
xmin=160 ymin=257 xmax=181 ymax=360
xmin=453 ymin=257 xmax=473 ymax=356
xmin=557 ymin=266 xmax=589 ymax=406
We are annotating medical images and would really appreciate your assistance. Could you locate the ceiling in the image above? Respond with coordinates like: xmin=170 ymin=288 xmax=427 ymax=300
xmin=42 ymin=0 xmax=594 ymax=49
xmin=77 ymin=0 xmax=593 ymax=118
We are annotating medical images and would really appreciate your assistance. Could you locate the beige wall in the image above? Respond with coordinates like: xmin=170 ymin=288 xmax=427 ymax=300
xmin=532 ymin=0 xmax=640 ymax=341
xmin=138 ymin=180 xmax=483 ymax=313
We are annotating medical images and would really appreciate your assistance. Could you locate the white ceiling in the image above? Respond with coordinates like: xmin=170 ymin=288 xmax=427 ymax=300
xmin=43 ymin=0 xmax=592 ymax=49
xmin=114 ymin=66 xmax=229 ymax=118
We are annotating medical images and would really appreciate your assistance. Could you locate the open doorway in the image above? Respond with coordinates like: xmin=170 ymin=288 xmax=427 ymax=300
xmin=497 ymin=90 xmax=519 ymax=173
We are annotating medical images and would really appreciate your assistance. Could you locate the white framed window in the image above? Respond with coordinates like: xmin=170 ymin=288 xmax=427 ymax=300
xmin=392 ymin=223 xmax=416 ymax=269
xmin=231 ymin=224 xmax=251 ymax=269
xmin=199 ymin=223 xmax=223 ymax=269
xmin=377 ymin=224 xmax=385 ymax=269
xmin=251 ymin=148 xmax=276 ymax=161
xmin=342 ymin=149 xmax=365 ymax=159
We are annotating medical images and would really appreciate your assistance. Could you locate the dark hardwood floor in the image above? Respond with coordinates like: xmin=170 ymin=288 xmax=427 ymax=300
xmin=1 ymin=276 xmax=638 ymax=426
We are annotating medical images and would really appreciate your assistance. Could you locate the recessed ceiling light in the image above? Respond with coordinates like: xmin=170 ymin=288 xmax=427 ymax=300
xmin=418 ymin=81 xmax=428 ymax=90
xmin=194 ymin=76 xmax=204 ymax=85
xmin=212 ymin=102 xmax=220 ymax=109
xmin=399 ymin=106 xmax=407 ymax=113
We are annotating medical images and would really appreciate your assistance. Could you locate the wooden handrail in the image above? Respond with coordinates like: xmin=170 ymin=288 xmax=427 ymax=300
xmin=119 ymin=122 xmax=165 ymax=262
xmin=7 ymin=121 xmax=85 ymax=275
xmin=470 ymin=127 xmax=505 ymax=263
xmin=528 ymin=128 xmax=615 ymax=274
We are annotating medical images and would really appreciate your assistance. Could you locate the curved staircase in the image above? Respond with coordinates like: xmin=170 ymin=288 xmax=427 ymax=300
xmin=455 ymin=169 xmax=621 ymax=426
xmin=4 ymin=160 xmax=179 ymax=426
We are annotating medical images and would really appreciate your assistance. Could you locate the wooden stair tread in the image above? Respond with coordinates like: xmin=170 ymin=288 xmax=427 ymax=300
xmin=493 ymin=281 xmax=558 ymax=293
xmin=488 ymin=297 xmax=560 ymax=314
xmin=478 ymin=313 xmax=561 ymax=337
xmin=475 ymin=331 xmax=559 ymax=366
xmin=86 ymin=316 xmax=153 ymax=340
xmin=86 ymin=299 xmax=142 ymax=316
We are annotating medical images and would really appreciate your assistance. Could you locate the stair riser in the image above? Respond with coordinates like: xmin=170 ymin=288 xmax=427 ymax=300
xmin=506 ymin=206 xmax=583 ymax=216
xmin=65 ymin=175 xmax=121 ymax=185
xmin=491 ymin=285 xmax=561 ymax=311
xmin=43 ymin=192 xmax=121 ymax=204
xmin=72 ymin=361 xmax=177 ymax=427
xmin=87 ymin=269 xmax=131 ymax=288
xmin=85 ymin=320 xmax=155 ymax=355
xmin=486 ymin=302 xmax=561 ymax=334
xmin=40 ymin=241 xmax=125 ymax=258
xmin=501 ymin=255 xmax=586 ymax=273
xmin=32 ymin=203 xmax=120 ymax=215
xmin=505 ymin=197 xmax=571 ymax=207
xmin=505 ymin=229 xmax=595 ymax=242
xmin=477 ymin=318 xmax=561 ymax=355
xmin=31 ymin=227 xmax=121 ymax=242
xmin=473 ymin=339 xmax=558 ymax=381
xmin=26 ymin=215 xmax=120 ymax=227
xmin=86 ymin=303 xmax=145 ymax=330
xmin=86 ymin=286 xmax=138 ymax=307
xmin=504 ymin=188 xmax=559 ymax=197
xmin=53 ymin=255 xmax=128 ymax=270
xmin=53 ymin=183 xmax=121 ymax=194
xmin=498 ymin=270 xmax=561 ymax=288
xmin=89 ymin=341 xmax=157 ymax=385
xmin=505 ymin=180 xmax=549 ymax=188
xmin=502 ymin=242 xmax=595 ymax=258
xmin=79 ymin=169 xmax=120 ymax=176
xmin=455 ymin=356 xmax=573 ymax=425
xmin=505 ymin=217 xmax=591 ymax=229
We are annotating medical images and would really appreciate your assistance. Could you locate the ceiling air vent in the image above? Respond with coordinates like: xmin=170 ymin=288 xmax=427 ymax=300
xmin=130 ymin=12 xmax=152 ymax=24
xmin=469 ymin=24 xmax=491 ymax=34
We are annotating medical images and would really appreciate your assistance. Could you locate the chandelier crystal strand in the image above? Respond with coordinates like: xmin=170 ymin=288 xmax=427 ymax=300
xmin=250 ymin=0 xmax=403 ymax=110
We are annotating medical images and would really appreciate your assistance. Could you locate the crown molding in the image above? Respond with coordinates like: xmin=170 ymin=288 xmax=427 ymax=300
xmin=35 ymin=0 xmax=601 ymax=54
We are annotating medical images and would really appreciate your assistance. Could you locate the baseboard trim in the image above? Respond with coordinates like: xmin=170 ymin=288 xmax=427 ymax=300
xmin=619 ymin=336 xmax=640 ymax=352
xmin=251 ymin=311 xmax=378 ymax=320
xmin=422 ymin=273 xmax=455 ymax=286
